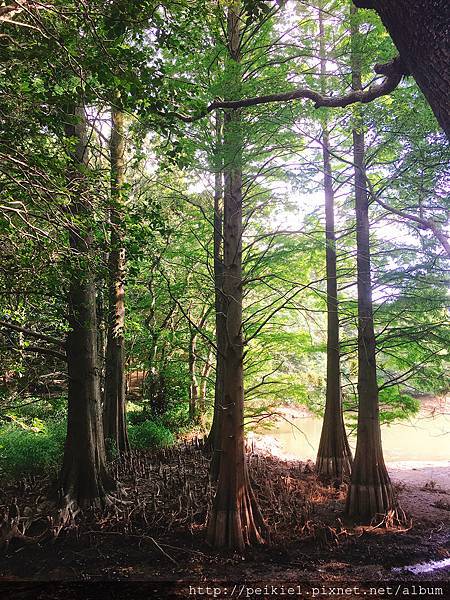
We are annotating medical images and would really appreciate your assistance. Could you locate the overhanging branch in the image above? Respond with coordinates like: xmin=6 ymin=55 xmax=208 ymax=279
xmin=174 ymin=57 xmax=407 ymax=123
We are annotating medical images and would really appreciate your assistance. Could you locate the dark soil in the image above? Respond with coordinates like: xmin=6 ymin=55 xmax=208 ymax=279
xmin=0 ymin=444 xmax=449 ymax=598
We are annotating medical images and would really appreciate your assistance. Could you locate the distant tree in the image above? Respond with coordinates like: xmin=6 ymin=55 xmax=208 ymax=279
xmin=103 ymin=99 xmax=130 ymax=456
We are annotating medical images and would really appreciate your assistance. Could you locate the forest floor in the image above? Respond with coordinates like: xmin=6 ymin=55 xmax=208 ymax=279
xmin=0 ymin=438 xmax=449 ymax=598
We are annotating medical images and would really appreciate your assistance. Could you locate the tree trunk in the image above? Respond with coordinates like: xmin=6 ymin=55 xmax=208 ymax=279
xmin=208 ymin=112 xmax=226 ymax=480
xmin=206 ymin=2 xmax=267 ymax=550
xmin=353 ymin=0 xmax=450 ymax=139
xmin=316 ymin=1 xmax=352 ymax=482
xmin=199 ymin=349 xmax=213 ymax=429
xmin=103 ymin=104 xmax=130 ymax=455
xmin=188 ymin=328 xmax=199 ymax=422
xmin=96 ymin=286 xmax=107 ymax=393
xmin=60 ymin=105 xmax=114 ymax=507
xmin=346 ymin=9 xmax=394 ymax=520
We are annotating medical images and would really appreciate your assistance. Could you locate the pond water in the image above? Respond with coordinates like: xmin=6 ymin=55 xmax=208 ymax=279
xmin=256 ymin=410 xmax=450 ymax=462
xmin=392 ymin=557 xmax=450 ymax=575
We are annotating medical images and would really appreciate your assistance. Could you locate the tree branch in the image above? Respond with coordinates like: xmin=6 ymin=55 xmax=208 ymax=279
xmin=1 ymin=343 xmax=67 ymax=361
xmin=0 ymin=320 xmax=65 ymax=347
xmin=21 ymin=345 xmax=67 ymax=361
xmin=173 ymin=57 xmax=407 ymax=123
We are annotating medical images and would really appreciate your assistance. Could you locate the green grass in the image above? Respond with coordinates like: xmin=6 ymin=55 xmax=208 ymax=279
xmin=0 ymin=419 xmax=66 ymax=479
xmin=128 ymin=419 xmax=174 ymax=449
xmin=0 ymin=416 xmax=175 ymax=480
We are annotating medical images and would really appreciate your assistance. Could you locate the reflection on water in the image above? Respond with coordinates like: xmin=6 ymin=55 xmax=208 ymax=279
xmin=258 ymin=411 xmax=450 ymax=462
xmin=392 ymin=557 xmax=450 ymax=575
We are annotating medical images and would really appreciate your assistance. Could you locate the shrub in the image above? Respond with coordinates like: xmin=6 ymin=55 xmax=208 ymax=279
xmin=0 ymin=416 xmax=175 ymax=480
xmin=126 ymin=402 xmax=147 ymax=425
xmin=0 ymin=419 xmax=66 ymax=479
xmin=128 ymin=419 xmax=174 ymax=450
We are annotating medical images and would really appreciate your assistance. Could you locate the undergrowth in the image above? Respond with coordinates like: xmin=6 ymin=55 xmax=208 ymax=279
xmin=0 ymin=403 xmax=174 ymax=479
xmin=0 ymin=419 xmax=66 ymax=479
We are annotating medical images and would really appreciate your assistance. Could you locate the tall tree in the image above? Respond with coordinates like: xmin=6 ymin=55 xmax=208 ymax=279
xmin=60 ymin=104 xmax=114 ymax=506
xmin=353 ymin=0 xmax=450 ymax=139
xmin=208 ymin=112 xmax=226 ymax=480
xmin=345 ymin=7 xmax=394 ymax=519
xmin=103 ymin=99 xmax=130 ymax=455
xmin=206 ymin=2 xmax=267 ymax=550
xmin=316 ymin=1 xmax=352 ymax=482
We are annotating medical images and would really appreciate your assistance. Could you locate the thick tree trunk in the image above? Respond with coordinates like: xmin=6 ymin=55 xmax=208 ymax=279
xmin=353 ymin=0 xmax=450 ymax=139
xmin=103 ymin=105 xmax=129 ymax=455
xmin=346 ymin=10 xmax=394 ymax=520
xmin=316 ymin=2 xmax=352 ymax=482
xmin=206 ymin=3 xmax=267 ymax=550
xmin=208 ymin=112 xmax=226 ymax=479
xmin=60 ymin=105 xmax=114 ymax=507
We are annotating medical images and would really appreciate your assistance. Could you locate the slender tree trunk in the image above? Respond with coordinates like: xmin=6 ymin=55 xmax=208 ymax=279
xmin=60 ymin=105 xmax=114 ymax=507
xmin=96 ymin=287 xmax=107 ymax=393
xmin=346 ymin=8 xmax=394 ymax=519
xmin=316 ymin=1 xmax=352 ymax=482
xmin=188 ymin=328 xmax=199 ymax=422
xmin=206 ymin=2 xmax=267 ymax=550
xmin=353 ymin=0 xmax=450 ymax=139
xmin=208 ymin=112 xmax=226 ymax=479
xmin=103 ymin=103 xmax=129 ymax=455
xmin=199 ymin=349 xmax=213 ymax=428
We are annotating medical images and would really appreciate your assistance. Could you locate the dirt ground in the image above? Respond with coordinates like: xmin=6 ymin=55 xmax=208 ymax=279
xmin=389 ymin=461 xmax=450 ymax=523
xmin=1 ymin=397 xmax=449 ymax=596
xmin=0 ymin=441 xmax=449 ymax=600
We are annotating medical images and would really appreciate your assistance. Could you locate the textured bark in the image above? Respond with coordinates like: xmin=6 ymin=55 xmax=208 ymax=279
xmin=208 ymin=113 xmax=226 ymax=479
xmin=346 ymin=10 xmax=394 ymax=520
xmin=353 ymin=0 xmax=450 ymax=139
xmin=60 ymin=106 xmax=114 ymax=507
xmin=316 ymin=2 xmax=352 ymax=482
xmin=199 ymin=349 xmax=213 ymax=428
xmin=96 ymin=288 xmax=107 ymax=392
xmin=103 ymin=105 xmax=129 ymax=455
xmin=206 ymin=3 xmax=267 ymax=550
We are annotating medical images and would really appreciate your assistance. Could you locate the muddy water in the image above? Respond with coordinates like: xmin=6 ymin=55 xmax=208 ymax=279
xmin=257 ymin=410 xmax=450 ymax=462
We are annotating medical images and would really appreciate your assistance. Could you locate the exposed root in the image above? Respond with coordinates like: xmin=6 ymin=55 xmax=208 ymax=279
xmin=300 ymin=519 xmax=348 ymax=548
xmin=1 ymin=443 xmax=422 ymax=558
xmin=367 ymin=506 xmax=412 ymax=531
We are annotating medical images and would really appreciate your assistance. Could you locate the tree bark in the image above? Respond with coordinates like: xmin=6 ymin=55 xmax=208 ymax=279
xmin=206 ymin=2 xmax=267 ymax=550
xmin=353 ymin=0 xmax=450 ymax=139
xmin=60 ymin=105 xmax=114 ymax=507
xmin=199 ymin=348 xmax=213 ymax=429
xmin=346 ymin=9 xmax=394 ymax=520
xmin=316 ymin=3 xmax=353 ymax=482
xmin=188 ymin=328 xmax=199 ymax=422
xmin=208 ymin=112 xmax=226 ymax=480
xmin=103 ymin=103 xmax=130 ymax=455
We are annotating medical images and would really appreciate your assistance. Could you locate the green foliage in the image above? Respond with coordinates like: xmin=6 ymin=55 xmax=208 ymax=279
xmin=378 ymin=388 xmax=420 ymax=424
xmin=0 ymin=420 xmax=66 ymax=479
xmin=6 ymin=396 xmax=67 ymax=422
xmin=128 ymin=420 xmax=174 ymax=450
xmin=0 ymin=0 xmax=448 ymax=482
